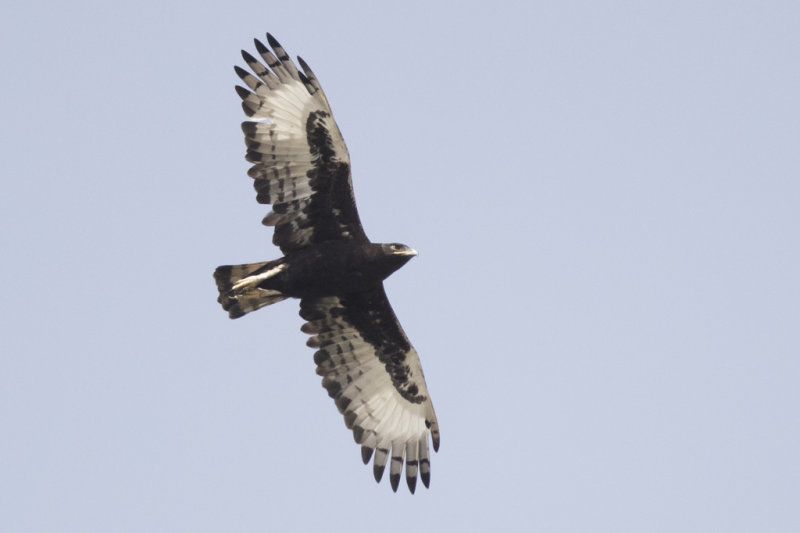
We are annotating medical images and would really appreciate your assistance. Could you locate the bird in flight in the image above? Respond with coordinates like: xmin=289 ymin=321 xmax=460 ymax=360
xmin=213 ymin=34 xmax=440 ymax=493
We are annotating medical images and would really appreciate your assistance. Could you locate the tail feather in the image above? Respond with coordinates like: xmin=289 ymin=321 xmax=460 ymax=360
xmin=214 ymin=259 xmax=289 ymax=318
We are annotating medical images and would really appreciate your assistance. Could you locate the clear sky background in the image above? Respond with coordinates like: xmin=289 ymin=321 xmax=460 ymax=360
xmin=2 ymin=1 xmax=798 ymax=531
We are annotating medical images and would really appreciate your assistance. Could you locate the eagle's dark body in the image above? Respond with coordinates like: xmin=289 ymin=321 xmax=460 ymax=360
xmin=215 ymin=242 xmax=416 ymax=316
xmin=213 ymin=34 xmax=439 ymax=493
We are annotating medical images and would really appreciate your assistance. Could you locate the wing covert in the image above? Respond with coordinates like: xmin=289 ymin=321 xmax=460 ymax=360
xmin=235 ymin=34 xmax=368 ymax=252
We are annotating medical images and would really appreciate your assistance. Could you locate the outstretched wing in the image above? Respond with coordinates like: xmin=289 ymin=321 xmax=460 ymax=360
xmin=235 ymin=34 xmax=368 ymax=253
xmin=300 ymin=287 xmax=440 ymax=493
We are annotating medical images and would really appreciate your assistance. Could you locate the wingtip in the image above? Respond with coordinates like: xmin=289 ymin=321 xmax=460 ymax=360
xmin=234 ymin=85 xmax=250 ymax=100
xmin=241 ymin=49 xmax=257 ymax=64
xmin=429 ymin=421 xmax=440 ymax=452
xmin=420 ymin=457 xmax=431 ymax=488
xmin=254 ymin=38 xmax=268 ymax=55
xmin=389 ymin=473 xmax=400 ymax=492
xmin=233 ymin=65 xmax=249 ymax=79
xmin=361 ymin=446 xmax=373 ymax=465
xmin=266 ymin=32 xmax=281 ymax=49
xmin=407 ymin=475 xmax=417 ymax=494
xmin=421 ymin=471 xmax=430 ymax=488
xmin=241 ymin=102 xmax=255 ymax=118
xmin=373 ymin=463 xmax=386 ymax=483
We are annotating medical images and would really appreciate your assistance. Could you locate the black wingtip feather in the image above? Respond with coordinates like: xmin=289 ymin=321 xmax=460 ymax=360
xmin=241 ymin=49 xmax=258 ymax=65
xmin=373 ymin=463 xmax=386 ymax=483
xmin=234 ymin=65 xmax=250 ymax=80
xmin=390 ymin=473 xmax=400 ymax=492
xmin=407 ymin=475 xmax=417 ymax=494
xmin=266 ymin=33 xmax=281 ymax=50
xmin=361 ymin=446 xmax=373 ymax=465
xmin=297 ymin=56 xmax=318 ymax=81
xmin=254 ymin=38 xmax=269 ymax=56
xmin=234 ymin=85 xmax=250 ymax=100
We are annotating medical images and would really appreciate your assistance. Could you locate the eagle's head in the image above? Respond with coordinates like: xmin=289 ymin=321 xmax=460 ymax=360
xmin=381 ymin=243 xmax=418 ymax=258
xmin=370 ymin=243 xmax=417 ymax=279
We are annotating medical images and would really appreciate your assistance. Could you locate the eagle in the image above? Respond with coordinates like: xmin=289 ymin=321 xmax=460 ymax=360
xmin=213 ymin=34 xmax=440 ymax=493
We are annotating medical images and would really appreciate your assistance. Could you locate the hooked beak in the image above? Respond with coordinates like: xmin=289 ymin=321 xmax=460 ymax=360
xmin=397 ymin=247 xmax=418 ymax=257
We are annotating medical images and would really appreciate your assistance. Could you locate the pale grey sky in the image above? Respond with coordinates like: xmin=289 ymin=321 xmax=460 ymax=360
xmin=2 ymin=1 xmax=799 ymax=531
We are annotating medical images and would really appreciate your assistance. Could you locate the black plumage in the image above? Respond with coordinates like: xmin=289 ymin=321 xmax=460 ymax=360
xmin=213 ymin=34 xmax=439 ymax=493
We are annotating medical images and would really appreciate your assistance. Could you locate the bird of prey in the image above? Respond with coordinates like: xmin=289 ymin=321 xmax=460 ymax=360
xmin=213 ymin=34 xmax=440 ymax=493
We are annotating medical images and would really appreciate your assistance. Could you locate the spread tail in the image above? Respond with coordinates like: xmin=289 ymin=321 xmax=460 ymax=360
xmin=213 ymin=259 xmax=289 ymax=318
